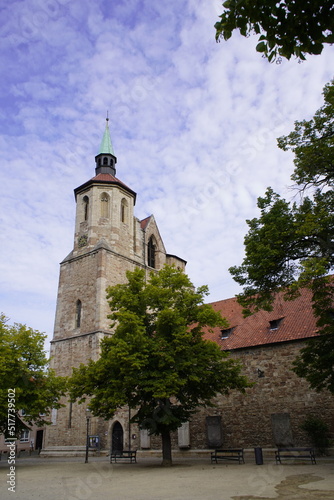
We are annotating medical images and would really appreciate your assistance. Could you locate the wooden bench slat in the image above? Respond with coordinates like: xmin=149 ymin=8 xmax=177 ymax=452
xmin=211 ymin=448 xmax=244 ymax=464
xmin=110 ymin=450 xmax=137 ymax=463
xmin=275 ymin=447 xmax=316 ymax=465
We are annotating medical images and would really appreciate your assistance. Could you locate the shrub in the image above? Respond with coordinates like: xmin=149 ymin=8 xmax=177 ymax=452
xmin=300 ymin=415 xmax=331 ymax=455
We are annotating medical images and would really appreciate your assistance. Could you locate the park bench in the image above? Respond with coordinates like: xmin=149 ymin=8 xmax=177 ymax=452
xmin=275 ymin=447 xmax=316 ymax=464
xmin=211 ymin=448 xmax=244 ymax=464
xmin=110 ymin=450 xmax=137 ymax=463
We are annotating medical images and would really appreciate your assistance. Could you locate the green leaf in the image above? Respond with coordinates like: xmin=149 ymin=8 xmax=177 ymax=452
xmin=256 ymin=41 xmax=267 ymax=53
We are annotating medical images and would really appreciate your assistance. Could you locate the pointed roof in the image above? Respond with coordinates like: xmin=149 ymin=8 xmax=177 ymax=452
xmin=74 ymin=117 xmax=136 ymax=201
xmin=140 ymin=215 xmax=152 ymax=230
xmin=74 ymin=172 xmax=136 ymax=202
xmin=98 ymin=118 xmax=115 ymax=155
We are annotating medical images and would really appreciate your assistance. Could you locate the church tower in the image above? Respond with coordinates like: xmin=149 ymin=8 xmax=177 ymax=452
xmin=44 ymin=120 xmax=186 ymax=452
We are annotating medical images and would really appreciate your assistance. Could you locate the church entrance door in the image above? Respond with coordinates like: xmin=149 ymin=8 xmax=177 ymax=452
xmin=111 ymin=422 xmax=124 ymax=455
xmin=35 ymin=430 xmax=44 ymax=450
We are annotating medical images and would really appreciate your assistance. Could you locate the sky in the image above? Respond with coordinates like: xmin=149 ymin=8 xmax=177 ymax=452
xmin=0 ymin=0 xmax=333 ymax=348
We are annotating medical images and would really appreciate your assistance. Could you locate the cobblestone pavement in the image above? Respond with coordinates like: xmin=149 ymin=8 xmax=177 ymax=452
xmin=1 ymin=456 xmax=334 ymax=500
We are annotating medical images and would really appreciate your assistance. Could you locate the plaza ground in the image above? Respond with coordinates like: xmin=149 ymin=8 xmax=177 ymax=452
xmin=1 ymin=455 xmax=334 ymax=500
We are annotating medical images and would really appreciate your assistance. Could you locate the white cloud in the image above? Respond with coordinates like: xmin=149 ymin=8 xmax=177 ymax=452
xmin=0 ymin=0 xmax=333 ymax=346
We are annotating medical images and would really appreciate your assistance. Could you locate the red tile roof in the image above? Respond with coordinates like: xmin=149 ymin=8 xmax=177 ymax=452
xmin=140 ymin=215 xmax=152 ymax=230
xmin=204 ymin=288 xmax=319 ymax=350
xmin=74 ymin=173 xmax=136 ymax=200
xmin=91 ymin=173 xmax=132 ymax=191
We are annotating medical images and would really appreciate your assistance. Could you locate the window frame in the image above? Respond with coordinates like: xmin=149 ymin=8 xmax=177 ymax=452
xmin=20 ymin=430 xmax=30 ymax=443
xmin=148 ymin=236 xmax=156 ymax=268
xmin=83 ymin=195 xmax=89 ymax=221
xmin=76 ymin=300 xmax=82 ymax=328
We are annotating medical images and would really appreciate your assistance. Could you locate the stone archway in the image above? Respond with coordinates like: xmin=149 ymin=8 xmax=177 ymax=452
xmin=111 ymin=421 xmax=124 ymax=455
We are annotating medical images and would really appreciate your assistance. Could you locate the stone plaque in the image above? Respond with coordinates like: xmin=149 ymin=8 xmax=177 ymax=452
xmin=140 ymin=429 xmax=151 ymax=449
xmin=206 ymin=416 xmax=223 ymax=448
xmin=178 ymin=421 xmax=190 ymax=448
xmin=271 ymin=413 xmax=294 ymax=447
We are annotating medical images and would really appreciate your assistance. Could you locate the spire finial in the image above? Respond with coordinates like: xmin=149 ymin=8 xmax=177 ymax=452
xmin=98 ymin=116 xmax=115 ymax=156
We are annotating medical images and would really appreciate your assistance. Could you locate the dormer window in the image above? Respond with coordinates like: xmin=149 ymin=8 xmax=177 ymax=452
xmin=221 ymin=327 xmax=234 ymax=339
xmin=269 ymin=318 xmax=284 ymax=330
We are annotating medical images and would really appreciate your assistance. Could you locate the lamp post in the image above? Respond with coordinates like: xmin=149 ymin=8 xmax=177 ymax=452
xmin=128 ymin=406 xmax=131 ymax=451
xmin=85 ymin=408 xmax=91 ymax=463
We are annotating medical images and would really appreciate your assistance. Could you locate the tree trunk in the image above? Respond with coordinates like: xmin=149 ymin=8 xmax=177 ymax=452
xmin=161 ymin=428 xmax=172 ymax=466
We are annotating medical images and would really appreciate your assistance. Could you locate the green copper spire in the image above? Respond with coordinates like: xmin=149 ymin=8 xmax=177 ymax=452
xmin=99 ymin=117 xmax=115 ymax=155
xmin=95 ymin=116 xmax=117 ymax=176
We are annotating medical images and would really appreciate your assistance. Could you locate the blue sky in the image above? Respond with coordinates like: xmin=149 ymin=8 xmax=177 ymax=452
xmin=0 ymin=0 xmax=333 ymax=347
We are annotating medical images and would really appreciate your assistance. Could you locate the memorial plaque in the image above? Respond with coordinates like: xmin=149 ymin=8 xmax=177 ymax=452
xmin=271 ymin=413 xmax=294 ymax=447
xmin=206 ymin=416 xmax=222 ymax=448
xmin=178 ymin=421 xmax=190 ymax=448
xmin=140 ymin=429 xmax=151 ymax=449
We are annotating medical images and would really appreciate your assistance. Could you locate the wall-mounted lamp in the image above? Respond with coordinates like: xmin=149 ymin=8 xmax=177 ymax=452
xmin=257 ymin=368 xmax=265 ymax=378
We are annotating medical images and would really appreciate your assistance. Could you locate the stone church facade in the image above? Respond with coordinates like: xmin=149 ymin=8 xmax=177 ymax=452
xmin=43 ymin=120 xmax=185 ymax=453
xmin=43 ymin=122 xmax=334 ymax=455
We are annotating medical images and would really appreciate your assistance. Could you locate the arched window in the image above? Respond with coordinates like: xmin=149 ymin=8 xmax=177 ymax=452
xmin=101 ymin=192 xmax=110 ymax=218
xmin=148 ymin=236 xmax=156 ymax=268
xmin=76 ymin=300 xmax=82 ymax=328
xmin=121 ymin=198 xmax=128 ymax=223
xmin=83 ymin=196 xmax=89 ymax=221
xmin=103 ymin=157 xmax=108 ymax=165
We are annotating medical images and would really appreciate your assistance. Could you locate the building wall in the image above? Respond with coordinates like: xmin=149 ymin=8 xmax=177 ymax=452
xmin=134 ymin=340 xmax=334 ymax=452
xmin=0 ymin=419 xmax=44 ymax=455
xmin=186 ymin=341 xmax=334 ymax=449
xmin=74 ymin=184 xmax=136 ymax=257
xmin=45 ymin=171 xmax=186 ymax=449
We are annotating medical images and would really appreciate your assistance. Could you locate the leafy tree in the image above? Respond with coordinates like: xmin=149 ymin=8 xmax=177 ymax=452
xmin=277 ymin=80 xmax=334 ymax=189
xmin=229 ymin=188 xmax=334 ymax=314
xmin=215 ymin=0 xmax=334 ymax=62
xmin=0 ymin=314 xmax=67 ymax=436
xmin=69 ymin=266 xmax=250 ymax=466
xmin=229 ymin=80 xmax=334 ymax=392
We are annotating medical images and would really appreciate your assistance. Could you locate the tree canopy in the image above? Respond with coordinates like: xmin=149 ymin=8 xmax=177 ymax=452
xmin=229 ymin=80 xmax=334 ymax=392
xmin=0 ymin=314 xmax=67 ymax=436
xmin=277 ymin=80 xmax=334 ymax=189
xmin=215 ymin=0 xmax=334 ymax=62
xmin=229 ymin=187 xmax=334 ymax=315
xmin=69 ymin=266 xmax=250 ymax=465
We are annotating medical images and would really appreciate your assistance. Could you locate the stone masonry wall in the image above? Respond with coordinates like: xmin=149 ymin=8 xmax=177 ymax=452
xmin=187 ymin=341 xmax=334 ymax=449
xmin=126 ymin=340 xmax=334 ymax=452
